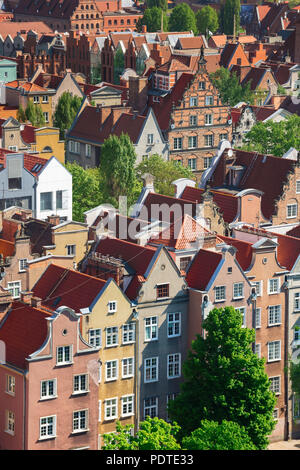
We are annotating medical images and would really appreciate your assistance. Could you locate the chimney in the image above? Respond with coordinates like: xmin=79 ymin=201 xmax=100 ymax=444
xmin=47 ymin=215 xmax=60 ymax=226
xmin=21 ymin=291 xmax=33 ymax=304
xmin=142 ymin=25 xmax=147 ymax=33
xmin=0 ymin=287 xmax=13 ymax=322
xmin=128 ymin=76 xmax=148 ymax=113
xmin=31 ymin=297 xmax=42 ymax=308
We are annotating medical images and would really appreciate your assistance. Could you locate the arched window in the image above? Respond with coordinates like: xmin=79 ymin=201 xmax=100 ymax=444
xmin=43 ymin=146 xmax=53 ymax=153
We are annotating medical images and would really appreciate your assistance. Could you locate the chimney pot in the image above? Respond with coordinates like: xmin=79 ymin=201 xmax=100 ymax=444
xmin=31 ymin=297 xmax=42 ymax=308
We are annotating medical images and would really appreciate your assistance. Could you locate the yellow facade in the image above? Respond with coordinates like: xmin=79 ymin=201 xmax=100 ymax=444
xmin=31 ymin=127 xmax=65 ymax=164
xmin=45 ymin=221 xmax=89 ymax=265
xmin=80 ymin=279 xmax=136 ymax=448
xmin=27 ymin=93 xmax=54 ymax=127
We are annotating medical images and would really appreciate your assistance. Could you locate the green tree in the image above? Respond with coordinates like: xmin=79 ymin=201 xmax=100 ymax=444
xmin=25 ymin=99 xmax=37 ymax=125
xmin=17 ymin=105 xmax=26 ymax=123
xmin=196 ymin=6 xmax=219 ymax=36
xmin=90 ymin=62 xmax=101 ymax=84
xmin=53 ymin=92 xmax=82 ymax=139
xmin=182 ymin=420 xmax=256 ymax=450
xmin=147 ymin=0 xmax=167 ymax=10
xmin=277 ymin=84 xmax=286 ymax=95
xmin=168 ymin=306 xmax=276 ymax=449
xmin=210 ymin=67 xmax=254 ymax=106
xmin=220 ymin=0 xmax=240 ymax=35
xmin=35 ymin=104 xmax=46 ymax=127
xmin=100 ymin=133 xmax=141 ymax=208
xmin=114 ymin=48 xmax=125 ymax=85
xmin=241 ymin=115 xmax=300 ymax=157
xmin=137 ymin=7 xmax=168 ymax=33
xmin=66 ymin=162 xmax=103 ymax=222
xmin=103 ymin=417 xmax=181 ymax=450
xmin=168 ymin=3 xmax=197 ymax=35
xmin=135 ymin=154 xmax=195 ymax=196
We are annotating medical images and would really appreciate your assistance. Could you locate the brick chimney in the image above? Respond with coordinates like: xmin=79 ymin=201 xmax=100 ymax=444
xmin=21 ymin=291 xmax=33 ymax=304
xmin=128 ymin=76 xmax=148 ymax=113
xmin=47 ymin=215 xmax=60 ymax=226
xmin=31 ymin=297 xmax=42 ymax=308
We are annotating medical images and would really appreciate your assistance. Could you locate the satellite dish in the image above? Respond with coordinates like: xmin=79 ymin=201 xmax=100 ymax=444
xmin=228 ymin=119 xmax=232 ymax=125
xmin=228 ymin=149 xmax=233 ymax=157
xmin=171 ymin=124 xmax=175 ymax=129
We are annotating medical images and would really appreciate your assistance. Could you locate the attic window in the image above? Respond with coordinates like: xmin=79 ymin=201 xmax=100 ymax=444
xmin=32 ymin=163 xmax=42 ymax=172
xmin=227 ymin=267 xmax=232 ymax=274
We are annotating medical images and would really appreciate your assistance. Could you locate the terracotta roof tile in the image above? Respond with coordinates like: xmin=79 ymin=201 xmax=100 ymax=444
xmin=0 ymin=238 xmax=15 ymax=257
xmin=186 ymin=248 xmax=222 ymax=290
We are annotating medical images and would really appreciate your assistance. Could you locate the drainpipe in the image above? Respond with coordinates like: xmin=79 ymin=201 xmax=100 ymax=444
xmin=132 ymin=307 xmax=139 ymax=433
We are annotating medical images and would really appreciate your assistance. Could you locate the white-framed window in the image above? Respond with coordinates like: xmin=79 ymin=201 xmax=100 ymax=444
xmin=105 ymin=360 xmax=118 ymax=381
xmin=268 ymin=305 xmax=281 ymax=326
xmin=56 ymin=190 xmax=68 ymax=210
xmin=144 ymin=397 xmax=158 ymax=419
xmin=85 ymin=144 xmax=91 ymax=157
xmin=205 ymin=114 xmax=213 ymax=125
xmin=269 ymin=376 xmax=281 ymax=395
xmin=188 ymin=136 xmax=197 ymax=149
xmin=190 ymin=97 xmax=198 ymax=107
xmin=40 ymin=191 xmax=53 ymax=211
xmin=204 ymin=156 xmax=212 ymax=169
xmin=56 ymin=345 xmax=72 ymax=365
xmin=199 ymin=81 xmax=205 ymax=90
xmin=268 ymin=278 xmax=280 ymax=294
xmin=188 ymin=158 xmax=197 ymax=170
xmin=167 ymin=353 xmax=181 ymax=379
xmin=67 ymin=244 xmax=76 ymax=256
xmin=122 ymin=323 xmax=135 ymax=344
xmin=219 ymin=133 xmax=228 ymax=141
xmin=215 ymin=285 xmax=226 ymax=302
xmin=40 ymin=379 xmax=57 ymax=400
xmin=190 ymin=115 xmax=197 ymax=126
xmin=295 ymin=292 xmax=300 ymax=311
xmin=108 ymin=301 xmax=117 ymax=313
xmin=122 ymin=357 xmax=134 ymax=378
xmin=39 ymin=415 xmax=56 ymax=439
xmin=43 ymin=112 xmax=49 ymax=123
xmin=233 ymin=282 xmax=244 ymax=299
xmin=255 ymin=308 xmax=261 ymax=329
xmin=255 ymin=343 xmax=261 ymax=358
xmin=296 ymin=181 xmax=300 ymax=194
xmin=205 ymin=95 xmax=213 ymax=106
xmin=73 ymin=374 xmax=89 ymax=394
xmin=98 ymin=400 xmax=102 ymax=422
xmin=173 ymin=137 xmax=182 ymax=150
xmin=167 ymin=312 xmax=181 ymax=338
xmin=33 ymin=95 xmax=40 ymax=103
xmin=73 ymin=409 xmax=88 ymax=432
xmin=7 ymin=280 xmax=21 ymax=299
xmin=166 ymin=393 xmax=178 ymax=422
xmin=121 ymin=395 xmax=134 ymax=417
xmin=147 ymin=134 xmax=154 ymax=145
xmin=5 ymin=410 xmax=15 ymax=435
xmin=287 ymin=203 xmax=297 ymax=218
xmin=19 ymin=258 xmax=28 ymax=272
xmin=6 ymin=375 xmax=15 ymax=396
xmin=105 ymin=398 xmax=118 ymax=420
xmin=145 ymin=317 xmax=158 ymax=341
xmin=144 ymin=357 xmax=158 ymax=383
xmin=8 ymin=145 xmax=18 ymax=151
xmin=268 ymin=340 xmax=281 ymax=362
xmin=89 ymin=328 xmax=101 ymax=347
xmin=252 ymin=281 xmax=262 ymax=297
xmin=236 ymin=307 xmax=246 ymax=328
xmin=273 ymin=409 xmax=279 ymax=420
xmin=204 ymin=134 xmax=214 ymax=147
xmin=294 ymin=326 xmax=300 ymax=342
xmin=42 ymin=95 xmax=48 ymax=103
xmin=106 ymin=327 xmax=118 ymax=347
xmin=69 ymin=140 xmax=80 ymax=154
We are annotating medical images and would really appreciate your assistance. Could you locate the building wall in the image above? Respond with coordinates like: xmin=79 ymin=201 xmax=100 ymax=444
xmin=0 ymin=236 xmax=33 ymax=297
xmin=33 ymin=128 xmax=65 ymax=165
xmin=46 ymin=222 xmax=89 ymax=265
xmin=272 ymin=167 xmax=300 ymax=226
xmin=135 ymin=111 xmax=168 ymax=165
xmin=0 ymin=155 xmax=35 ymax=212
xmin=26 ymin=256 xmax=74 ymax=291
xmin=0 ymin=60 xmax=17 ymax=83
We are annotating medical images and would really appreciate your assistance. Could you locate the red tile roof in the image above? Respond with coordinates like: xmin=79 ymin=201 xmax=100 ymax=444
xmin=14 ymin=1 xmax=78 ymax=21
xmin=286 ymin=225 xmax=300 ymax=238
xmin=0 ymin=149 xmax=48 ymax=176
xmin=141 ymin=192 xmax=197 ymax=222
xmin=6 ymin=80 xmax=48 ymax=93
xmin=175 ymin=36 xmax=206 ymax=50
xmin=0 ymin=118 xmax=36 ymax=144
xmin=0 ymin=238 xmax=15 ymax=257
xmin=156 ymin=58 xmax=191 ymax=73
xmin=0 ymin=21 xmax=53 ymax=37
xmin=186 ymin=248 xmax=222 ymax=290
xmin=0 ymin=301 xmax=49 ymax=369
xmin=219 ymin=235 xmax=253 ymax=270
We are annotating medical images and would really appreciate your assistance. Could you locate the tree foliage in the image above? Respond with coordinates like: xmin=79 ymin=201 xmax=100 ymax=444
xmin=147 ymin=0 xmax=167 ymax=10
xmin=210 ymin=67 xmax=254 ymax=106
xmin=17 ymin=105 xmax=26 ymax=123
xmin=220 ymin=0 xmax=240 ymax=35
xmin=196 ymin=6 xmax=219 ymax=35
xmin=241 ymin=115 xmax=300 ymax=157
xmin=102 ymin=417 xmax=181 ymax=450
xmin=168 ymin=3 xmax=197 ymax=35
xmin=114 ymin=48 xmax=125 ymax=85
xmin=53 ymin=92 xmax=83 ymax=139
xmin=137 ymin=7 xmax=168 ymax=33
xmin=168 ymin=306 xmax=276 ymax=449
xmin=135 ymin=154 xmax=195 ymax=196
xmin=90 ymin=62 xmax=101 ymax=85
xmin=182 ymin=420 xmax=256 ymax=450
xmin=24 ymin=100 xmax=46 ymax=127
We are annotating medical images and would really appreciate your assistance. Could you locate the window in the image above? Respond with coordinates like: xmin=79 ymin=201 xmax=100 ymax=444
xmin=255 ymin=308 xmax=261 ymax=329
xmin=145 ymin=317 xmax=158 ymax=341
xmin=6 ymin=375 xmax=15 ymax=395
xmin=296 ymin=181 xmax=300 ymax=194
xmin=89 ymin=328 xmax=101 ymax=347
xmin=252 ymin=281 xmax=262 ymax=297
xmin=219 ymin=133 xmax=228 ymax=142
xmin=40 ymin=192 xmax=52 ymax=211
xmin=5 ymin=410 xmax=15 ymax=435
xmin=73 ymin=410 xmax=88 ymax=432
xmin=105 ymin=398 xmax=118 ymax=420
xmin=273 ymin=409 xmax=279 ymax=420
xmin=122 ymin=323 xmax=135 ymax=344
xmin=8 ymin=177 xmax=22 ymax=189
xmin=236 ymin=307 xmax=246 ymax=328
xmin=255 ymin=343 xmax=261 ymax=358
xmin=215 ymin=285 xmax=226 ymax=302
xmin=40 ymin=415 xmax=56 ymax=439
xmin=73 ymin=374 xmax=89 ymax=394
xmin=203 ymin=156 xmax=212 ymax=169
xmin=287 ymin=203 xmax=297 ymax=218
xmin=293 ymin=394 xmax=300 ymax=418
xmin=105 ymin=360 xmax=118 ymax=381
xmin=268 ymin=278 xmax=280 ymax=294
xmin=157 ymin=284 xmax=169 ymax=299
xmin=168 ymin=313 xmax=181 ymax=337
xmin=144 ymin=397 xmax=158 ymax=418
xmin=180 ymin=257 xmax=191 ymax=271
xmin=43 ymin=112 xmax=49 ymax=123
xmin=33 ymin=95 xmax=40 ymax=103
xmin=144 ymin=357 xmax=158 ymax=383
xmin=122 ymin=358 xmax=134 ymax=378
xmin=188 ymin=158 xmax=196 ymax=170
xmin=121 ymin=395 xmax=134 ymax=417
xmin=7 ymin=281 xmax=21 ymax=299
xmin=205 ymin=114 xmax=213 ymax=125
xmin=108 ymin=301 xmax=117 ymax=313
xmin=190 ymin=115 xmax=197 ymax=126
xmin=295 ymin=293 xmax=300 ymax=311
xmin=42 ymin=95 xmax=48 ymax=103
xmin=41 ymin=379 xmax=57 ymax=399
xmin=269 ymin=376 xmax=281 ymax=395
xmin=106 ymin=327 xmax=118 ymax=347
xmin=67 ymin=245 xmax=76 ymax=256
xmin=294 ymin=327 xmax=300 ymax=343
xmin=56 ymin=345 xmax=72 ymax=365
xmin=205 ymin=95 xmax=213 ymax=106
xmin=19 ymin=258 xmax=28 ymax=272
xmin=147 ymin=134 xmax=154 ymax=145
xmin=69 ymin=140 xmax=80 ymax=154
xmin=56 ymin=190 xmax=66 ymax=210
xmin=204 ymin=134 xmax=214 ymax=147
xmin=85 ymin=144 xmax=91 ymax=157
xmin=233 ymin=282 xmax=244 ymax=299
xmin=268 ymin=305 xmax=281 ymax=326
xmin=173 ymin=137 xmax=182 ymax=150
xmin=189 ymin=97 xmax=198 ymax=107
xmin=268 ymin=341 xmax=281 ymax=362
xmin=167 ymin=353 xmax=181 ymax=379
xmin=188 ymin=136 xmax=197 ymax=149
xmin=199 ymin=81 xmax=205 ymax=90
xmin=8 ymin=146 xmax=18 ymax=152
xmin=98 ymin=400 xmax=102 ymax=422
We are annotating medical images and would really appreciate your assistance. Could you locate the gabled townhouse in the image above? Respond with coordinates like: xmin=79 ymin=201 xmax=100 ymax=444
xmin=219 ymin=42 xmax=251 ymax=70
xmin=83 ymin=237 xmax=189 ymax=423
xmin=259 ymin=61 xmax=300 ymax=96
xmin=0 ymin=298 xmax=100 ymax=450
xmin=0 ymin=22 xmax=53 ymax=57
xmin=66 ymin=105 xmax=168 ymax=168
xmin=31 ymin=263 xmax=135 ymax=449
xmin=0 ymin=58 xmax=17 ymax=83
xmin=0 ymin=151 xmax=72 ymax=221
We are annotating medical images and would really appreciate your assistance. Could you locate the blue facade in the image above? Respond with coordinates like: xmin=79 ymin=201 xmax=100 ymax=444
xmin=0 ymin=59 xmax=17 ymax=83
